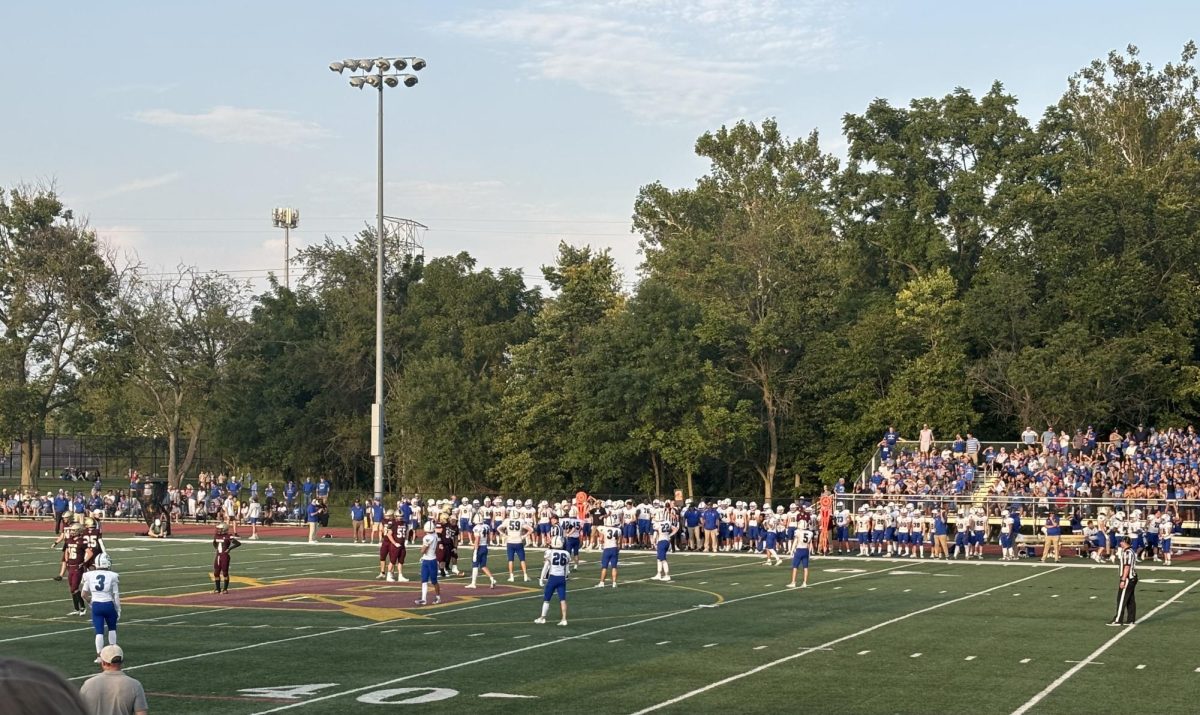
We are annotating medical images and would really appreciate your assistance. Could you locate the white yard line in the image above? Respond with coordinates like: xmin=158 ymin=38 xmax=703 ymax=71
xmin=244 ymin=564 xmax=911 ymax=714
xmin=1010 ymin=577 xmax=1200 ymax=715
xmin=0 ymin=608 xmax=228 ymax=644
xmin=629 ymin=567 xmax=1065 ymax=715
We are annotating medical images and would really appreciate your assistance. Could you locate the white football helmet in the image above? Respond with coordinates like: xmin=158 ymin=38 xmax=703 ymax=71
xmin=95 ymin=553 xmax=112 ymax=569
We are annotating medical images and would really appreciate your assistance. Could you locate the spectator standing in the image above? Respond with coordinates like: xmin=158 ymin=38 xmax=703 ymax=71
xmin=302 ymin=478 xmax=315 ymax=506
xmin=1041 ymin=425 xmax=1057 ymax=453
xmin=79 ymin=645 xmax=148 ymax=715
xmin=316 ymin=477 xmax=331 ymax=502
xmin=1021 ymin=426 xmax=1038 ymax=449
xmin=919 ymin=424 xmax=934 ymax=456
xmin=965 ymin=433 xmax=981 ymax=465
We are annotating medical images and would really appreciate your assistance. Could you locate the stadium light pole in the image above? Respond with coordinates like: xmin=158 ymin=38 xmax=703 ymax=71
xmin=329 ymin=56 xmax=426 ymax=501
xmin=271 ymin=207 xmax=299 ymax=289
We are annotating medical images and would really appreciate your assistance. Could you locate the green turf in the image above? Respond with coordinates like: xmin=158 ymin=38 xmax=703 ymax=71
xmin=2 ymin=531 xmax=1199 ymax=714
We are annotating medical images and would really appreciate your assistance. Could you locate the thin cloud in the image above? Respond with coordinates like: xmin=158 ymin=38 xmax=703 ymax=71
xmin=132 ymin=106 xmax=329 ymax=147
xmin=447 ymin=0 xmax=848 ymax=123
xmin=89 ymin=172 xmax=181 ymax=201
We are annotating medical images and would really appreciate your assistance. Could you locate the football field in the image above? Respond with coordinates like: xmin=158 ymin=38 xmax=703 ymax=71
xmin=3 ymin=531 xmax=1200 ymax=714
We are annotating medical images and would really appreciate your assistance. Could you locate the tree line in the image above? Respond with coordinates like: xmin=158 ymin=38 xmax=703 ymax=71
xmin=4 ymin=44 xmax=1200 ymax=501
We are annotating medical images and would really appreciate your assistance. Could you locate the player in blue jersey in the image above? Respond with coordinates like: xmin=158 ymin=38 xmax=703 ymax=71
xmin=535 ymin=536 xmax=571 ymax=626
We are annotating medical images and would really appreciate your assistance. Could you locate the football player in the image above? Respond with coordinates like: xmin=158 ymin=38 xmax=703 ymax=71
xmin=61 ymin=523 xmax=88 ymax=615
xmin=999 ymin=509 xmax=1017 ymax=561
xmin=562 ymin=515 xmax=583 ymax=566
xmin=650 ymin=514 xmax=678 ymax=581
xmin=953 ymin=509 xmax=969 ymax=559
xmin=379 ymin=510 xmax=410 ymax=582
xmin=439 ymin=518 xmax=460 ymax=577
xmin=212 ymin=522 xmax=241 ymax=594
xmin=465 ymin=520 xmax=497 ymax=589
xmin=81 ymin=553 xmax=120 ymax=663
xmin=82 ymin=513 xmax=106 ymax=571
xmin=535 ymin=535 xmax=571 ymax=626
xmin=761 ymin=509 xmax=782 ymax=567
xmin=499 ymin=513 xmax=534 ymax=582
xmin=833 ymin=502 xmax=850 ymax=554
xmin=597 ymin=517 xmax=621 ymax=588
xmin=787 ymin=514 xmax=813 ymax=588
xmin=971 ymin=507 xmax=988 ymax=559
xmin=414 ymin=523 xmax=441 ymax=606
xmin=854 ymin=506 xmax=871 ymax=556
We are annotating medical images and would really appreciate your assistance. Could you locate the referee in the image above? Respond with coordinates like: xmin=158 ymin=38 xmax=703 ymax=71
xmin=1108 ymin=535 xmax=1138 ymax=626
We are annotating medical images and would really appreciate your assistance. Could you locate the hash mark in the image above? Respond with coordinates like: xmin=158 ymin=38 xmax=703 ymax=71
xmin=858 ymin=650 xmax=870 ymax=655
xmin=965 ymin=656 xmax=976 ymax=661
xmin=656 ymin=641 xmax=670 ymax=645
xmin=703 ymin=643 xmax=717 ymax=648
xmin=1136 ymin=664 xmax=1146 ymax=670
xmin=468 ymin=633 xmax=485 ymax=637
xmin=910 ymin=653 xmax=922 ymax=658
xmin=424 ymin=631 xmax=442 ymax=635
xmin=608 ymin=639 xmax=623 ymax=643
xmin=754 ymin=646 xmax=768 ymax=650
xmin=1020 ymin=658 xmax=1031 ymax=664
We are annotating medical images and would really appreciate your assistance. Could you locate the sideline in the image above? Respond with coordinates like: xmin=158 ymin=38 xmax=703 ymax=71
xmin=629 ymin=566 xmax=1066 ymax=714
xmin=1009 ymin=577 xmax=1200 ymax=715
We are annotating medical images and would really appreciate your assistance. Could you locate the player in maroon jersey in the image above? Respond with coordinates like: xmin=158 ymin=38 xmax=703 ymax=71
xmin=439 ymin=518 xmax=461 ymax=577
xmin=380 ymin=510 xmax=409 ymax=582
xmin=212 ymin=522 xmax=242 ymax=594
xmin=81 ymin=514 xmax=105 ymax=570
xmin=63 ymin=524 xmax=89 ymax=615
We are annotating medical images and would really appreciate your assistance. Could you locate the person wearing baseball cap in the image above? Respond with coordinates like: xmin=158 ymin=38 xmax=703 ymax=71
xmin=79 ymin=645 xmax=148 ymax=715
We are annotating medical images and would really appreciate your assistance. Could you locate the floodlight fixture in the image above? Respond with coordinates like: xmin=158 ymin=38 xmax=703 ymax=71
xmin=411 ymin=57 xmax=426 ymax=71
xmin=329 ymin=61 xmax=345 ymax=73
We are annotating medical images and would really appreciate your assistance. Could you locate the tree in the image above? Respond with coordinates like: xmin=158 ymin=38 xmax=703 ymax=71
xmin=0 ymin=187 xmax=115 ymax=487
xmin=635 ymin=119 xmax=844 ymax=501
xmin=120 ymin=267 xmax=250 ymax=486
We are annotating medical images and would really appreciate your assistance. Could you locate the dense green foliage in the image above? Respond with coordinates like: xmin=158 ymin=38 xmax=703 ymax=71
xmin=6 ymin=44 xmax=1200 ymax=498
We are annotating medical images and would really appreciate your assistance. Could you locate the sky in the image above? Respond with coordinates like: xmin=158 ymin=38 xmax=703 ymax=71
xmin=3 ymin=1 xmax=1199 ymax=293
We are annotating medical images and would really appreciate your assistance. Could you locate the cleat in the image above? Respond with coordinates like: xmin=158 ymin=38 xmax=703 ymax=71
xmin=595 ymin=583 xmax=604 ymax=588
xmin=1106 ymin=621 xmax=1121 ymax=627
xmin=376 ymin=573 xmax=386 ymax=580
xmin=433 ymin=597 xmax=441 ymax=604
xmin=52 ymin=576 xmax=62 ymax=581
xmin=786 ymin=583 xmax=796 ymax=589
xmin=490 ymin=580 xmax=496 ymax=588
xmin=414 ymin=599 xmax=426 ymax=606
xmin=557 ymin=620 xmax=568 ymax=626
xmin=523 ymin=576 xmax=529 ymax=583
xmin=396 ymin=575 xmax=409 ymax=582
xmin=534 ymin=617 xmax=546 ymax=624
xmin=386 ymin=574 xmax=395 ymax=582
xmin=507 ymin=575 xmax=514 ymax=582
xmin=465 ymin=583 xmax=477 ymax=589
xmin=94 ymin=656 xmax=102 ymax=664
xmin=661 ymin=576 xmax=671 ymax=582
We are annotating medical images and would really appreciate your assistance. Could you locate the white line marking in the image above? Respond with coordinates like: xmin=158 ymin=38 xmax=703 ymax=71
xmin=468 ymin=633 xmax=485 ymax=637
xmin=1136 ymin=664 xmax=1145 ymax=670
xmin=383 ymin=630 xmax=397 ymax=634
xmin=1051 ymin=594 xmax=1059 ymax=598
xmin=251 ymin=625 xmax=270 ymax=629
xmin=857 ymin=650 xmax=870 ymax=655
xmin=210 ymin=623 xmax=227 ymax=627
xmin=1010 ymin=578 xmax=1200 ymax=715
xmin=630 ymin=567 xmax=1064 ymax=714
xmin=730 ymin=582 xmax=739 ymax=586
xmin=608 ymin=639 xmax=623 ymax=643
xmin=1089 ymin=596 xmax=1097 ymax=599
xmin=903 ymin=589 xmax=911 ymax=593
xmin=939 ymin=590 xmax=947 ymax=594
xmin=513 ymin=635 xmax=530 ymax=639
xmin=910 ymin=652 xmax=922 ymax=658
xmin=479 ymin=693 xmax=537 ymax=699
xmin=1020 ymin=658 xmax=1031 ymax=664
xmin=698 ymin=582 xmax=707 ymax=585
xmin=965 ymin=656 xmax=976 ymax=661
xmin=424 ymin=631 xmax=442 ymax=635
xmin=1064 ymin=661 xmax=1103 ymax=665
xmin=1194 ymin=666 xmax=1200 ymax=673
xmin=244 ymin=564 xmax=910 ymax=714
xmin=657 ymin=641 xmax=670 ymax=646
xmin=868 ymin=587 xmax=877 ymax=591
xmin=703 ymin=643 xmax=717 ymax=648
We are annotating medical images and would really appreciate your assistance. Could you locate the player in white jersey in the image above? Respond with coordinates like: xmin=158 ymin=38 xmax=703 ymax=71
xmin=999 ymin=509 xmax=1017 ymax=560
xmin=953 ymin=511 xmax=970 ymax=559
xmin=1159 ymin=512 xmax=1175 ymax=566
xmin=81 ymin=553 xmax=120 ymax=663
xmin=787 ymin=518 xmax=813 ymax=588
xmin=651 ymin=518 xmax=678 ymax=581
xmin=832 ymin=503 xmax=851 ymax=554
xmin=971 ymin=508 xmax=988 ymax=559
xmin=499 ymin=516 xmax=533 ymax=582
xmin=854 ymin=507 xmax=871 ymax=556
xmin=597 ymin=523 xmax=621 ymax=588
xmin=535 ymin=536 xmax=571 ymax=626
xmin=465 ymin=522 xmax=497 ymax=589
xmin=414 ymin=527 xmax=442 ymax=605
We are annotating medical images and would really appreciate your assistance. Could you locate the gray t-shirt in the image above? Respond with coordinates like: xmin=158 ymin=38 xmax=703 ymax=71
xmin=79 ymin=670 xmax=148 ymax=715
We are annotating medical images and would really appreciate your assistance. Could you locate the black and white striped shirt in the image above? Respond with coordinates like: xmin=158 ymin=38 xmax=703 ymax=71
xmin=1116 ymin=547 xmax=1138 ymax=581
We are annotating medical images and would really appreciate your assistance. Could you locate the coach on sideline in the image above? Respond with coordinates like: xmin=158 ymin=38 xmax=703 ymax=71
xmin=79 ymin=645 xmax=148 ymax=715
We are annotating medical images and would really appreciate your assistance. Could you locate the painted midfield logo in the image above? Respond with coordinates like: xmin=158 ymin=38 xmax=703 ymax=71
xmin=125 ymin=578 xmax=532 ymax=621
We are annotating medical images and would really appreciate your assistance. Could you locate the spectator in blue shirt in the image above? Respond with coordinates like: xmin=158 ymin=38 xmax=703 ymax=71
xmin=683 ymin=503 xmax=701 ymax=551
xmin=316 ymin=478 xmax=330 ymax=500
xmin=284 ymin=480 xmax=297 ymax=510
xmin=302 ymin=478 xmax=315 ymax=503
xmin=350 ymin=499 xmax=366 ymax=543
xmin=306 ymin=499 xmax=321 ymax=543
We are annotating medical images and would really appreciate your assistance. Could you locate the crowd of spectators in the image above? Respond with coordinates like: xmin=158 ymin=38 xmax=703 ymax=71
xmin=857 ymin=423 xmax=1200 ymax=521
